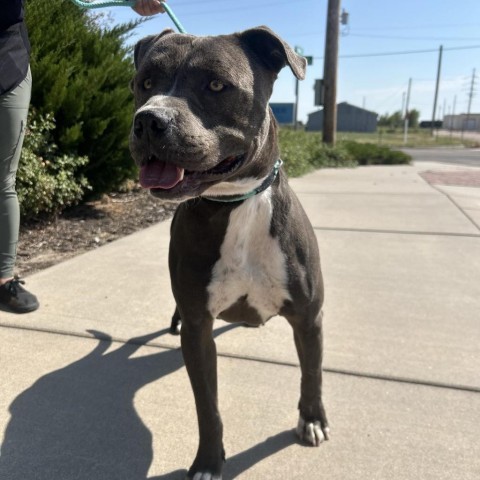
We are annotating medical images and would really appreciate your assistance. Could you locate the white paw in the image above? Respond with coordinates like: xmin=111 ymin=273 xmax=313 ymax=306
xmin=170 ymin=320 xmax=181 ymax=335
xmin=189 ymin=473 xmax=222 ymax=480
xmin=296 ymin=416 xmax=330 ymax=446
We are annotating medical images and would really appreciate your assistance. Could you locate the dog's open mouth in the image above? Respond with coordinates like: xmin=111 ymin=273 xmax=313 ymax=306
xmin=139 ymin=158 xmax=184 ymax=190
xmin=139 ymin=154 xmax=245 ymax=190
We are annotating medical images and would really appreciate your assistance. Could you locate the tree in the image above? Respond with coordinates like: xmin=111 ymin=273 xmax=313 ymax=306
xmin=407 ymin=109 xmax=420 ymax=129
xmin=378 ymin=109 xmax=421 ymax=130
xmin=25 ymin=0 xmax=143 ymax=196
xmin=378 ymin=111 xmax=403 ymax=129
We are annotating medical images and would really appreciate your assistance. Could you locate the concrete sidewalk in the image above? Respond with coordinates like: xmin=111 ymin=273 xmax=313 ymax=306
xmin=1 ymin=160 xmax=479 ymax=479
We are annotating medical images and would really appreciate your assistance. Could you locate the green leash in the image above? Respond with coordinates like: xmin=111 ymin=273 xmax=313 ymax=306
xmin=69 ymin=0 xmax=187 ymax=33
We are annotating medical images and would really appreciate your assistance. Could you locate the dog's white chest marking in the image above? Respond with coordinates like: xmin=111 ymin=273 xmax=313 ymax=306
xmin=207 ymin=190 xmax=291 ymax=322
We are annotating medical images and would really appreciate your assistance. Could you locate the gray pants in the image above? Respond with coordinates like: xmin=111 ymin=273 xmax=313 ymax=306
xmin=0 ymin=67 xmax=31 ymax=278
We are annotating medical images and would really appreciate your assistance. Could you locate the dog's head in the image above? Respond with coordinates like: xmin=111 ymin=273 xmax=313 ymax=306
xmin=129 ymin=26 xmax=306 ymax=200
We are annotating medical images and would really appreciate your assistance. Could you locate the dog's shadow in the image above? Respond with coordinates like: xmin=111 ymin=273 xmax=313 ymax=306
xmin=0 ymin=325 xmax=298 ymax=479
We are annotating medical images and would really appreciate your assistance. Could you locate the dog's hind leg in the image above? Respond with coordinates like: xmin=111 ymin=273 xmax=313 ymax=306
xmin=170 ymin=306 xmax=181 ymax=335
xmin=287 ymin=309 xmax=330 ymax=446
xmin=181 ymin=317 xmax=225 ymax=479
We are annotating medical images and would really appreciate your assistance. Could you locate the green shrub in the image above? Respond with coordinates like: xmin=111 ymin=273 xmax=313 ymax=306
xmin=278 ymin=129 xmax=411 ymax=177
xmin=279 ymin=129 xmax=355 ymax=177
xmin=341 ymin=141 xmax=411 ymax=165
xmin=17 ymin=110 xmax=90 ymax=218
xmin=310 ymin=142 xmax=356 ymax=169
xmin=26 ymin=0 xmax=142 ymax=196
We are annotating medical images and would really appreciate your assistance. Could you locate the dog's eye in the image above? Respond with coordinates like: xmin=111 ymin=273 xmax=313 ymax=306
xmin=143 ymin=78 xmax=153 ymax=90
xmin=209 ymin=80 xmax=225 ymax=92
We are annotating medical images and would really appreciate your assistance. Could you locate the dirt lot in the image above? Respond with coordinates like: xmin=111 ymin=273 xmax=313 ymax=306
xmin=16 ymin=187 xmax=177 ymax=277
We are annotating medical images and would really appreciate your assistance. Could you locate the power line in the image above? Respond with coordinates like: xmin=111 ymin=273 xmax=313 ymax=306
xmin=283 ymin=31 xmax=480 ymax=41
xmin=313 ymin=44 xmax=480 ymax=60
xmin=349 ymin=33 xmax=480 ymax=42
xmin=351 ymin=22 xmax=480 ymax=32
xmin=369 ymin=85 xmax=405 ymax=111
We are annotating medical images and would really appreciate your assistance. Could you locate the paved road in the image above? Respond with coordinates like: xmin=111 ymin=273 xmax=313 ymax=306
xmin=403 ymin=147 xmax=480 ymax=167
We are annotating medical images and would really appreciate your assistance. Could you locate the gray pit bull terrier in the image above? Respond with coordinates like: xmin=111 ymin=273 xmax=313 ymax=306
xmin=129 ymin=26 xmax=329 ymax=479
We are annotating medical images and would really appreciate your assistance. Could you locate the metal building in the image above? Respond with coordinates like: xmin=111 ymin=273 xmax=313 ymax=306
xmin=306 ymin=102 xmax=378 ymax=133
xmin=443 ymin=114 xmax=480 ymax=131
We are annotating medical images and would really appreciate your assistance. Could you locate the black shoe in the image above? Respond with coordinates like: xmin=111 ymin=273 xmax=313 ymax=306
xmin=0 ymin=276 xmax=39 ymax=313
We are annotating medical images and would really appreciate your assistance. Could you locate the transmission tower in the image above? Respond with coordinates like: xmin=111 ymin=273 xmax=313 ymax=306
xmin=462 ymin=68 xmax=477 ymax=137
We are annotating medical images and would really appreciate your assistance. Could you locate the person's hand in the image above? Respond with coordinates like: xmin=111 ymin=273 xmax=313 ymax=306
xmin=132 ymin=0 xmax=165 ymax=16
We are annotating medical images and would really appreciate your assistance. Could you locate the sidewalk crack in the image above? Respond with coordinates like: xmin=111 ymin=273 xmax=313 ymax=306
xmin=418 ymin=172 xmax=480 ymax=233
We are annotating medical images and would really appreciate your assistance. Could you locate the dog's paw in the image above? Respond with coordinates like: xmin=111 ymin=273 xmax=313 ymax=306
xmin=170 ymin=319 xmax=181 ymax=335
xmin=186 ymin=473 xmax=222 ymax=480
xmin=296 ymin=415 xmax=330 ymax=446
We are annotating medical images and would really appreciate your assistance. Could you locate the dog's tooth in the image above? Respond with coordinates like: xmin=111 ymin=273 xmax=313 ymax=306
xmin=179 ymin=168 xmax=185 ymax=181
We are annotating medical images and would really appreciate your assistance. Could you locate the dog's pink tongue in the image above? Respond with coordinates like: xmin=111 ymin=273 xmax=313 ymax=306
xmin=140 ymin=161 xmax=184 ymax=189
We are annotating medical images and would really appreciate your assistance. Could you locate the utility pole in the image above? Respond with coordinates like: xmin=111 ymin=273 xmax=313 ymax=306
xmin=293 ymin=46 xmax=312 ymax=130
xmin=465 ymin=68 xmax=476 ymax=133
xmin=431 ymin=45 xmax=443 ymax=135
xmin=294 ymin=76 xmax=300 ymax=130
xmin=440 ymin=97 xmax=446 ymax=134
xmin=403 ymin=78 xmax=412 ymax=145
xmin=450 ymin=94 xmax=456 ymax=137
xmin=322 ymin=0 xmax=341 ymax=145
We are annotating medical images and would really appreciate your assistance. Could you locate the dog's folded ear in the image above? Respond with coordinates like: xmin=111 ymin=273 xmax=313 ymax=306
xmin=238 ymin=26 xmax=307 ymax=80
xmin=133 ymin=29 xmax=175 ymax=69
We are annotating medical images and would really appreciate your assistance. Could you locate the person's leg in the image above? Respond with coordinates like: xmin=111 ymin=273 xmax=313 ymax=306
xmin=0 ymin=67 xmax=39 ymax=313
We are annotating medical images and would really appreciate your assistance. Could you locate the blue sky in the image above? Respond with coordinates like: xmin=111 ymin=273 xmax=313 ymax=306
xmin=104 ymin=0 xmax=480 ymax=123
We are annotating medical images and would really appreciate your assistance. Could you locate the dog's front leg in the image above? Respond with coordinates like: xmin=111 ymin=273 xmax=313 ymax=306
xmin=288 ymin=310 xmax=330 ymax=446
xmin=181 ymin=318 xmax=224 ymax=480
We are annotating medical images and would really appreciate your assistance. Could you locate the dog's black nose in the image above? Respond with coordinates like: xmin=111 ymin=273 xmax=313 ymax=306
xmin=133 ymin=109 xmax=172 ymax=139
